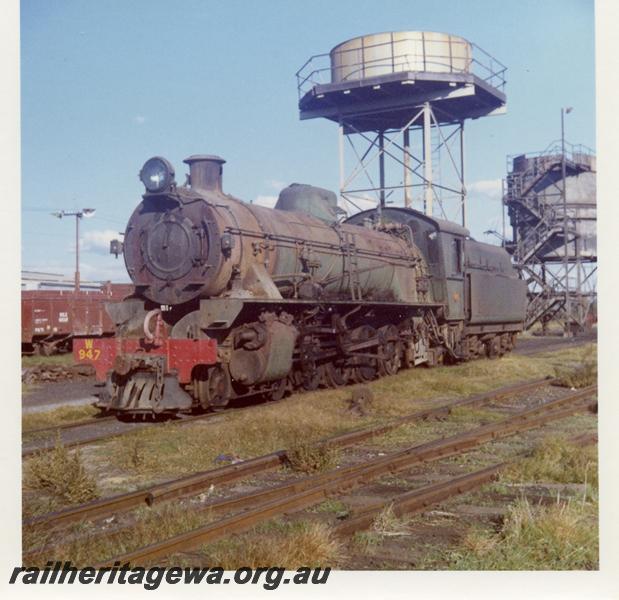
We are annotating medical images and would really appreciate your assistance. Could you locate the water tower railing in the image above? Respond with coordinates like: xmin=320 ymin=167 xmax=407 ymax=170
xmin=506 ymin=141 xmax=595 ymax=175
xmin=296 ymin=37 xmax=507 ymax=100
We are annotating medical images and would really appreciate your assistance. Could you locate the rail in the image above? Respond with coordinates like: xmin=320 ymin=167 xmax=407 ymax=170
xmin=24 ymin=378 xmax=551 ymax=531
xmin=94 ymin=385 xmax=596 ymax=566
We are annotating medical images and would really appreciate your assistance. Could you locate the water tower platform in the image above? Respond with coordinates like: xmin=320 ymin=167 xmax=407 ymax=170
xmin=296 ymin=32 xmax=506 ymax=132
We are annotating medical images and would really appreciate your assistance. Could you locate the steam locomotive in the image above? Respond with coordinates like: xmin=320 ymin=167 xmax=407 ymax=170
xmin=74 ymin=154 xmax=526 ymax=415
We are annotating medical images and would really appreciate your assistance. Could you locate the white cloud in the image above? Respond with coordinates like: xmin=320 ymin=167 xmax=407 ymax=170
xmin=80 ymin=229 xmax=121 ymax=255
xmin=266 ymin=179 xmax=286 ymax=191
xmin=252 ymin=195 xmax=278 ymax=208
xmin=133 ymin=115 xmax=146 ymax=125
xmin=467 ymin=178 xmax=502 ymax=200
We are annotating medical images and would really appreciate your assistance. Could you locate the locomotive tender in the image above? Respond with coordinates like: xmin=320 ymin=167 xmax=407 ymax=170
xmin=75 ymin=154 xmax=526 ymax=415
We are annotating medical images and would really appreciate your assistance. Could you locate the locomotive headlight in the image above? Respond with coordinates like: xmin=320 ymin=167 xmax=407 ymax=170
xmin=139 ymin=156 xmax=175 ymax=193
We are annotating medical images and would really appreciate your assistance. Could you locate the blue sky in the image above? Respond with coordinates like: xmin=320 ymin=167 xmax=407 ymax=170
xmin=21 ymin=0 xmax=595 ymax=283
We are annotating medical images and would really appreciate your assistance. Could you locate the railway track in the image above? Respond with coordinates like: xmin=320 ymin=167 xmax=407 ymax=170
xmin=334 ymin=429 xmax=598 ymax=538
xmin=23 ymin=382 xmax=596 ymax=565
xmin=94 ymin=385 xmax=596 ymax=567
xmin=23 ymin=377 xmax=551 ymax=529
xmin=22 ymin=402 xmax=276 ymax=458
xmin=23 ymin=414 xmax=117 ymax=436
xmin=21 ymin=374 xmax=553 ymax=458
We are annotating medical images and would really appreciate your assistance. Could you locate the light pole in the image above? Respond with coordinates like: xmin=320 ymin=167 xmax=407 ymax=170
xmin=51 ymin=208 xmax=96 ymax=292
xmin=561 ymin=107 xmax=572 ymax=337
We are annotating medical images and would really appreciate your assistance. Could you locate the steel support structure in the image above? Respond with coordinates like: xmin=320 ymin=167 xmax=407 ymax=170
xmin=503 ymin=141 xmax=596 ymax=335
xmin=337 ymin=104 xmax=467 ymax=226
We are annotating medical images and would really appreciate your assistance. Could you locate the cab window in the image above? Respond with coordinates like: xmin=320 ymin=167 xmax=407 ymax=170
xmin=451 ymin=237 xmax=463 ymax=274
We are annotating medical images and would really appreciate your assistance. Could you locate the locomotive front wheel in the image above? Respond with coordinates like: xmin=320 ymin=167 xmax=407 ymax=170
xmin=266 ymin=378 xmax=287 ymax=402
xmin=194 ymin=365 xmax=231 ymax=409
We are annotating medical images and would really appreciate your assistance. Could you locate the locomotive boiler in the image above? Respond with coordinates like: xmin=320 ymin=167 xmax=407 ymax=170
xmin=74 ymin=154 xmax=527 ymax=415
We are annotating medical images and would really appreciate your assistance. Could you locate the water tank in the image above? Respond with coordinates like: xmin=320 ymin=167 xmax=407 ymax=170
xmin=509 ymin=154 xmax=597 ymax=260
xmin=330 ymin=31 xmax=472 ymax=84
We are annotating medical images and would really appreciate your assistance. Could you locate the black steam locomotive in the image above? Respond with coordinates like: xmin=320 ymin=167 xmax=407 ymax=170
xmin=75 ymin=154 xmax=526 ymax=415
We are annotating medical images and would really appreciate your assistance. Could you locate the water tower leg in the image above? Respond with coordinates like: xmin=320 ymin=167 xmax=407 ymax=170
xmin=338 ymin=120 xmax=345 ymax=203
xmin=460 ymin=121 xmax=466 ymax=228
xmin=379 ymin=131 xmax=385 ymax=209
xmin=403 ymin=128 xmax=411 ymax=208
xmin=423 ymin=102 xmax=433 ymax=216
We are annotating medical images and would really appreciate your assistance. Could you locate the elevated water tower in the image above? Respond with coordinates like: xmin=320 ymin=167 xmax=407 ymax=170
xmin=296 ymin=31 xmax=507 ymax=225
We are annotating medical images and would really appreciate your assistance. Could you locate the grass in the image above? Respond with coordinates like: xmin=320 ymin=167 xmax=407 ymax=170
xmin=22 ymin=404 xmax=101 ymax=431
xmin=370 ymin=406 xmax=501 ymax=451
xmin=21 ymin=344 xmax=598 ymax=562
xmin=22 ymin=353 xmax=74 ymax=368
xmin=105 ymin=400 xmax=361 ymax=484
xmin=310 ymin=499 xmax=349 ymax=515
xmin=24 ymin=438 xmax=99 ymax=505
xmin=24 ymin=501 xmax=217 ymax=568
xmin=447 ymin=406 xmax=503 ymax=424
xmin=447 ymin=497 xmax=598 ymax=570
xmin=351 ymin=504 xmax=413 ymax=554
xmin=554 ymin=346 xmax=598 ymax=389
xmin=197 ymin=520 xmax=344 ymax=569
xmin=71 ymin=344 xmax=595 ymax=493
xmin=25 ymin=503 xmax=343 ymax=569
xmin=502 ymin=436 xmax=598 ymax=489
xmin=417 ymin=426 xmax=599 ymax=571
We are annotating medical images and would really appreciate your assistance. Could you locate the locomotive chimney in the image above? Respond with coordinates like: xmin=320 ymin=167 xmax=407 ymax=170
xmin=183 ymin=155 xmax=226 ymax=192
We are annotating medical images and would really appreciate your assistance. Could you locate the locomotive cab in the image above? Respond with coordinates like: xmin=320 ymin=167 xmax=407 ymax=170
xmin=345 ymin=208 xmax=468 ymax=321
xmin=345 ymin=207 xmax=527 ymax=334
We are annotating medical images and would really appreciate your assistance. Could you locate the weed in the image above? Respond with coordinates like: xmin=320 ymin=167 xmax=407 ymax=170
xmin=199 ymin=520 xmax=343 ymax=569
xmin=311 ymin=499 xmax=349 ymax=514
xmin=502 ymin=436 xmax=598 ymax=488
xmin=127 ymin=437 xmax=145 ymax=468
xmin=24 ymin=501 xmax=215 ymax=568
xmin=22 ymin=405 xmax=100 ymax=431
xmin=25 ymin=437 xmax=98 ymax=504
xmin=22 ymin=353 xmax=74 ymax=369
xmin=351 ymin=530 xmax=381 ymax=554
xmin=448 ymin=497 xmax=598 ymax=570
xmin=554 ymin=350 xmax=597 ymax=389
xmin=448 ymin=406 xmax=502 ymax=424
xmin=372 ymin=503 xmax=404 ymax=534
xmin=286 ymin=441 xmax=339 ymax=474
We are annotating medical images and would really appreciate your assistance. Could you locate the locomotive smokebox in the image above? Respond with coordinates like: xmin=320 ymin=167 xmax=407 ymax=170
xmin=184 ymin=154 xmax=226 ymax=192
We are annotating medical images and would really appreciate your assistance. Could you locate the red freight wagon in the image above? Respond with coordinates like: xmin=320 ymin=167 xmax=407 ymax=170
xmin=21 ymin=284 xmax=133 ymax=355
